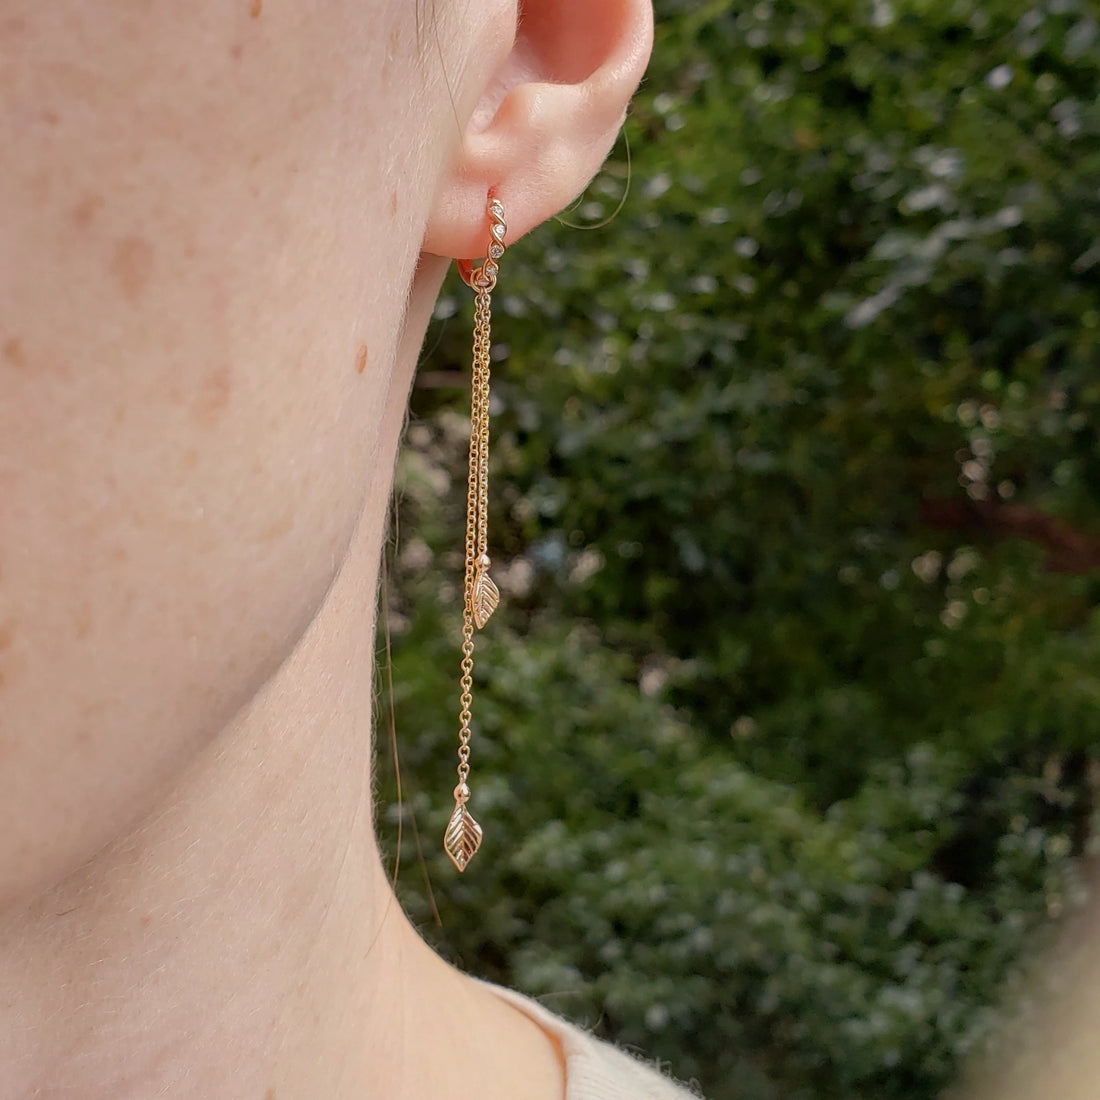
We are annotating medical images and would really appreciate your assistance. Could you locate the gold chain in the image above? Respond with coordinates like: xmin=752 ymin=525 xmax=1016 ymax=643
xmin=444 ymin=197 xmax=506 ymax=872
xmin=455 ymin=292 xmax=489 ymax=786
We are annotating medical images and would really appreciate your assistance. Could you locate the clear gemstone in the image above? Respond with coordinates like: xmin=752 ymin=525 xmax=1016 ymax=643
xmin=489 ymin=243 xmax=504 ymax=259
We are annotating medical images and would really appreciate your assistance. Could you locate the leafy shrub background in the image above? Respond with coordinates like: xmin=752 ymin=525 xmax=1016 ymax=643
xmin=377 ymin=1 xmax=1099 ymax=1097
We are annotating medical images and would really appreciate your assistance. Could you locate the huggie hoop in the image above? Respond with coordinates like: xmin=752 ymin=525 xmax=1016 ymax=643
xmin=456 ymin=198 xmax=507 ymax=293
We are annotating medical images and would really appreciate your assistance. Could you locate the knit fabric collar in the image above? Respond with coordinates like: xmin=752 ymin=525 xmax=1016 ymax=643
xmin=481 ymin=980 xmax=704 ymax=1100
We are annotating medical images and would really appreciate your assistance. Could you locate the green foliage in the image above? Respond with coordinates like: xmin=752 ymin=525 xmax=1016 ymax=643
xmin=379 ymin=0 xmax=1099 ymax=1097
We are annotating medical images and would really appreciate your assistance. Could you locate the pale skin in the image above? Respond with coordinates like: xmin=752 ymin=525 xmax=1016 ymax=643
xmin=0 ymin=1 xmax=652 ymax=1097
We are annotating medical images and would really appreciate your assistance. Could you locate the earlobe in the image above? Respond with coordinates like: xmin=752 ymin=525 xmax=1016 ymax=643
xmin=422 ymin=0 xmax=653 ymax=261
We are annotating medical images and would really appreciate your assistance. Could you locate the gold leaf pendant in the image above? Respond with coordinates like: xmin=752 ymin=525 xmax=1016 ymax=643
xmin=471 ymin=557 xmax=500 ymax=630
xmin=444 ymin=801 xmax=483 ymax=872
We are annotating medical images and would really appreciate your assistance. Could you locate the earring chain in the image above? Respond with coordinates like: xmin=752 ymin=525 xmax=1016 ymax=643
xmin=445 ymin=197 xmax=507 ymax=872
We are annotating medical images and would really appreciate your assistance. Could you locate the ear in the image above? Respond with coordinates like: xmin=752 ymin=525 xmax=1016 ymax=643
xmin=422 ymin=0 xmax=653 ymax=261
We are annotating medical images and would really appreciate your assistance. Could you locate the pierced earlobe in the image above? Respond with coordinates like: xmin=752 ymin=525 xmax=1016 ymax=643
xmin=420 ymin=0 xmax=652 ymax=262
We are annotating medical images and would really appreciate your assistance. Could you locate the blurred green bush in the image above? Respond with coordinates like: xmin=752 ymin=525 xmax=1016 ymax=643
xmin=378 ymin=0 xmax=1099 ymax=1096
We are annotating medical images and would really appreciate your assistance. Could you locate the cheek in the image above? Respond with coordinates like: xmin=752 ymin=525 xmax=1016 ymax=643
xmin=0 ymin=371 xmax=367 ymax=893
xmin=0 ymin=305 xmax=392 ymax=909
xmin=0 ymin=2 xmax=423 ymax=904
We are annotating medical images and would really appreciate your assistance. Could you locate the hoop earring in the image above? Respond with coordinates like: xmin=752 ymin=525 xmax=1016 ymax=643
xmin=444 ymin=196 xmax=507 ymax=872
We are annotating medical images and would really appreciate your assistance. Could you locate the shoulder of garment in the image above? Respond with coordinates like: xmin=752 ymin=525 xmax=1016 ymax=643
xmin=481 ymin=980 xmax=706 ymax=1100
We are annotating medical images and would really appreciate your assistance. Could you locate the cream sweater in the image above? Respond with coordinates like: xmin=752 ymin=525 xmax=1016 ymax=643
xmin=485 ymin=983 xmax=703 ymax=1100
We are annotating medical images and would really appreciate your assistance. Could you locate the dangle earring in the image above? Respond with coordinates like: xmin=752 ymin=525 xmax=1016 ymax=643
xmin=444 ymin=196 xmax=507 ymax=872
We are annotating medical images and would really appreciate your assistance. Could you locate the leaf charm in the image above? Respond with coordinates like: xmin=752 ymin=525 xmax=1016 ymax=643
xmin=444 ymin=802 xmax=483 ymax=872
xmin=471 ymin=570 xmax=500 ymax=630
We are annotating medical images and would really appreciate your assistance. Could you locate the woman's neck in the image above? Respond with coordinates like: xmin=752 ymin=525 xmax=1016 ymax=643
xmin=0 ymin=264 xmax=565 ymax=1100
xmin=0 ymin=495 xmax=387 ymax=1096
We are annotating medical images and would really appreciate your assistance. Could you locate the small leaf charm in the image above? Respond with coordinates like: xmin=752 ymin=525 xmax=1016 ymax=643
xmin=444 ymin=802 xmax=483 ymax=872
xmin=471 ymin=565 xmax=500 ymax=630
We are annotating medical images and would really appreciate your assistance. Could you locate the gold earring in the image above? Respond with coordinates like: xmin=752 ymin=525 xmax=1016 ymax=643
xmin=445 ymin=196 xmax=507 ymax=872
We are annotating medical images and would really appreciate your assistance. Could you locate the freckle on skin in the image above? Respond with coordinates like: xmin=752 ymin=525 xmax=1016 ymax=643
xmin=389 ymin=191 xmax=398 ymax=217
xmin=250 ymin=0 xmax=262 ymax=17
xmin=355 ymin=343 xmax=368 ymax=374
xmin=111 ymin=236 xmax=155 ymax=304
xmin=0 ymin=621 xmax=14 ymax=653
xmin=191 ymin=365 xmax=233 ymax=428
xmin=73 ymin=603 xmax=92 ymax=641
xmin=73 ymin=195 xmax=104 ymax=229
xmin=3 ymin=337 xmax=25 ymax=368
xmin=259 ymin=512 xmax=294 ymax=543
xmin=264 ymin=1089 xmax=276 ymax=1100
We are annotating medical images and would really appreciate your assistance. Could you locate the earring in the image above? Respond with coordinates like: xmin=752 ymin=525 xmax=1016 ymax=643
xmin=444 ymin=197 xmax=507 ymax=872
